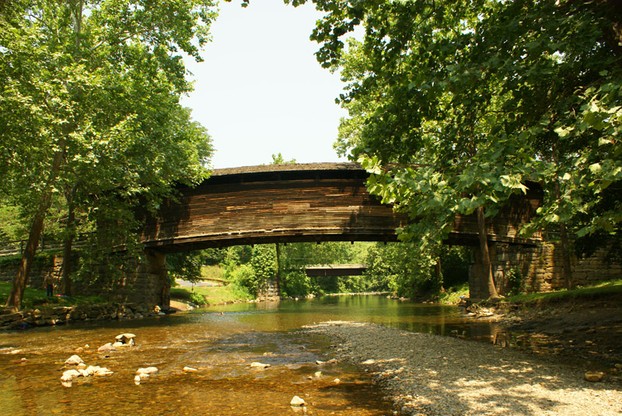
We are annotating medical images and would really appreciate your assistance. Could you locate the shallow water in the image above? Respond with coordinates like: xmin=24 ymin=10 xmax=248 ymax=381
xmin=0 ymin=296 xmax=501 ymax=415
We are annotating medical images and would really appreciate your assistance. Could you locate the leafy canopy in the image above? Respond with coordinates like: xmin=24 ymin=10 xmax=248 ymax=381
xmin=290 ymin=0 xmax=622 ymax=250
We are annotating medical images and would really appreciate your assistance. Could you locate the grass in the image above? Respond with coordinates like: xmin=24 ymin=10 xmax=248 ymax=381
xmin=502 ymin=279 xmax=622 ymax=305
xmin=170 ymin=265 xmax=252 ymax=306
xmin=438 ymin=283 xmax=469 ymax=305
xmin=201 ymin=265 xmax=225 ymax=281
xmin=0 ymin=281 xmax=105 ymax=310
xmin=170 ymin=284 xmax=252 ymax=306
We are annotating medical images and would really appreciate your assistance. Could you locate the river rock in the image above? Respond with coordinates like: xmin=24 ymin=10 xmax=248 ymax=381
xmin=584 ymin=371 xmax=605 ymax=382
xmin=89 ymin=365 xmax=113 ymax=376
xmin=115 ymin=333 xmax=136 ymax=342
xmin=183 ymin=366 xmax=198 ymax=373
xmin=250 ymin=362 xmax=271 ymax=369
xmin=98 ymin=343 xmax=115 ymax=353
xmin=65 ymin=355 xmax=84 ymax=365
xmin=61 ymin=369 xmax=81 ymax=382
xmin=136 ymin=366 xmax=159 ymax=379
xmin=290 ymin=395 xmax=306 ymax=407
xmin=115 ymin=333 xmax=136 ymax=346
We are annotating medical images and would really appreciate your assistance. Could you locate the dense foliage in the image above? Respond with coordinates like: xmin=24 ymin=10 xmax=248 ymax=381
xmin=286 ymin=0 xmax=622 ymax=295
xmin=365 ymin=244 xmax=469 ymax=298
xmin=0 ymin=1 xmax=216 ymax=308
xmin=175 ymin=242 xmax=469 ymax=299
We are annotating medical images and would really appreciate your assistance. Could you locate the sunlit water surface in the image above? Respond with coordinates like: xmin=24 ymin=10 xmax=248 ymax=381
xmin=0 ymin=296 xmax=500 ymax=415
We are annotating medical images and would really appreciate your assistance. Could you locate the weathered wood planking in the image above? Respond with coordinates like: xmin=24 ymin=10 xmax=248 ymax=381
xmin=141 ymin=163 xmax=542 ymax=252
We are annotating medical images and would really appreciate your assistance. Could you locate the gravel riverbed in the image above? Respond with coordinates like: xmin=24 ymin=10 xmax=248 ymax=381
xmin=303 ymin=321 xmax=622 ymax=416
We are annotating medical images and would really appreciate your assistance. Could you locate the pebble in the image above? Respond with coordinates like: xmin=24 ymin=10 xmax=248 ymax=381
xmin=303 ymin=321 xmax=622 ymax=416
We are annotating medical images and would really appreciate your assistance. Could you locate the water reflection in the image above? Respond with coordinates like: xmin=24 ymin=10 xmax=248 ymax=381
xmin=0 ymin=296 xmax=502 ymax=415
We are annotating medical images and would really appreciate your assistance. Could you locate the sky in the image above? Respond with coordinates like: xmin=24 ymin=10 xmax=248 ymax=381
xmin=182 ymin=0 xmax=349 ymax=169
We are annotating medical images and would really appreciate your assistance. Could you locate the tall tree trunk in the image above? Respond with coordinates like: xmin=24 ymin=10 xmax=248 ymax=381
xmin=559 ymin=223 xmax=574 ymax=289
xmin=274 ymin=243 xmax=282 ymax=298
xmin=553 ymin=180 xmax=574 ymax=289
xmin=552 ymin=145 xmax=574 ymax=289
xmin=435 ymin=258 xmax=444 ymax=293
xmin=476 ymin=206 xmax=499 ymax=299
xmin=61 ymin=185 xmax=77 ymax=296
xmin=5 ymin=142 xmax=65 ymax=311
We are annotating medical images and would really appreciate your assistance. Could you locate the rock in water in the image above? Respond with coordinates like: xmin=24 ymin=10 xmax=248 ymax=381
xmin=115 ymin=333 xmax=136 ymax=342
xmin=89 ymin=365 xmax=113 ymax=376
xmin=115 ymin=333 xmax=136 ymax=346
xmin=183 ymin=366 xmax=198 ymax=373
xmin=584 ymin=371 xmax=605 ymax=382
xmin=250 ymin=362 xmax=271 ymax=369
xmin=64 ymin=355 xmax=84 ymax=365
xmin=98 ymin=343 xmax=115 ymax=353
xmin=136 ymin=367 xmax=159 ymax=378
xmin=61 ymin=369 xmax=81 ymax=382
xmin=290 ymin=396 xmax=306 ymax=407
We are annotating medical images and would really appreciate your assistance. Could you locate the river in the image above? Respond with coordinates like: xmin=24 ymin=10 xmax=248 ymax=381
xmin=0 ymin=296 xmax=502 ymax=415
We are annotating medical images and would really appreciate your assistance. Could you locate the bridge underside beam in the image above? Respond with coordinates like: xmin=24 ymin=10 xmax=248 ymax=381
xmin=144 ymin=231 xmax=400 ymax=253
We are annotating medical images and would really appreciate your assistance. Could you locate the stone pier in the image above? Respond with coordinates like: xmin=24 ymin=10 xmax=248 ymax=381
xmin=469 ymin=241 xmax=622 ymax=299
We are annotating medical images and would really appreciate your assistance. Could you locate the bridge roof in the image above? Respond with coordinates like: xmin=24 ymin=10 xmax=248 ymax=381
xmin=211 ymin=162 xmax=363 ymax=177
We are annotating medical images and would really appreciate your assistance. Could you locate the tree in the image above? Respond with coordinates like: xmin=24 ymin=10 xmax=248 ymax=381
xmin=271 ymin=153 xmax=297 ymax=165
xmin=290 ymin=0 xmax=622 ymax=298
xmin=1 ymin=1 xmax=216 ymax=310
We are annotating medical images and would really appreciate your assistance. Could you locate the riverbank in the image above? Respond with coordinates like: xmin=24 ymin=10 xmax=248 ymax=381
xmin=0 ymin=303 xmax=159 ymax=330
xmin=304 ymin=321 xmax=622 ymax=415
xmin=469 ymin=290 xmax=622 ymax=372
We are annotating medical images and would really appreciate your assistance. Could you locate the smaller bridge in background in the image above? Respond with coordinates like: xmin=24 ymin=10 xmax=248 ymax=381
xmin=305 ymin=264 xmax=368 ymax=277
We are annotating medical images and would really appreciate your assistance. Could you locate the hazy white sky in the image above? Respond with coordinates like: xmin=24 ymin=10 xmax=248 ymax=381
xmin=182 ymin=0 xmax=348 ymax=169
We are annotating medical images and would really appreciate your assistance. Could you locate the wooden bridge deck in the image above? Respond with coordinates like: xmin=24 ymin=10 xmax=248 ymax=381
xmin=140 ymin=163 xmax=542 ymax=252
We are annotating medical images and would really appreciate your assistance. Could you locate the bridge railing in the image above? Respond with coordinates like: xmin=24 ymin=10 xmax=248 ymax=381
xmin=0 ymin=237 xmax=91 ymax=257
